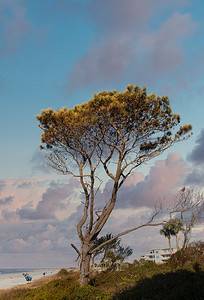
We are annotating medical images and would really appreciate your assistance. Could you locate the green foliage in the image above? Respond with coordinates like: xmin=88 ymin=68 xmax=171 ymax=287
xmin=37 ymin=84 xmax=192 ymax=174
xmin=160 ymin=222 xmax=175 ymax=238
xmin=21 ymin=277 xmax=77 ymax=300
xmin=1 ymin=275 xmax=109 ymax=300
xmin=94 ymin=261 xmax=166 ymax=295
xmin=169 ymin=218 xmax=183 ymax=234
xmin=57 ymin=268 xmax=69 ymax=277
xmin=92 ymin=234 xmax=133 ymax=268
xmin=71 ymin=284 xmax=108 ymax=299
xmin=160 ymin=219 xmax=184 ymax=250
xmin=168 ymin=241 xmax=204 ymax=269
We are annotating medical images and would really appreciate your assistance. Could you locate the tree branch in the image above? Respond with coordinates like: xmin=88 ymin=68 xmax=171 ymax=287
xmin=90 ymin=210 xmax=164 ymax=254
xmin=71 ymin=243 xmax=80 ymax=256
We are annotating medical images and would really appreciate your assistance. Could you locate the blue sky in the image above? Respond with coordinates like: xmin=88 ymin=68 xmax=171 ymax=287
xmin=0 ymin=0 xmax=203 ymax=268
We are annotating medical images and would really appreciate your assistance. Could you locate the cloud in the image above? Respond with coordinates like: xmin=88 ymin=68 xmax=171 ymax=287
xmin=0 ymin=196 xmax=14 ymax=205
xmin=17 ymin=182 xmax=33 ymax=189
xmin=0 ymin=176 xmax=82 ymax=267
xmin=124 ymin=172 xmax=145 ymax=187
xmin=68 ymin=36 xmax=134 ymax=89
xmin=17 ymin=181 xmax=72 ymax=220
xmin=0 ymin=203 xmax=81 ymax=267
xmin=1 ymin=238 xmax=27 ymax=253
xmin=0 ymin=180 xmax=6 ymax=193
xmin=183 ymin=129 xmax=204 ymax=187
xmin=0 ymin=177 xmax=81 ymax=224
xmin=30 ymin=150 xmax=50 ymax=174
xmin=80 ymin=152 xmax=190 ymax=212
xmin=187 ymin=129 xmax=204 ymax=165
xmin=0 ymin=178 xmax=48 ymax=222
xmin=0 ymin=0 xmax=33 ymax=60
xmin=184 ymin=170 xmax=204 ymax=186
xmin=116 ymin=152 xmax=189 ymax=209
xmin=40 ymin=0 xmax=86 ymax=17
xmin=141 ymin=12 xmax=196 ymax=72
xmin=67 ymin=0 xmax=196 ymax=90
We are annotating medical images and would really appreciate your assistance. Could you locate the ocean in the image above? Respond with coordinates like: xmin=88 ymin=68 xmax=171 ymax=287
xmin=0 ymin=269 xmax=42 ymax=275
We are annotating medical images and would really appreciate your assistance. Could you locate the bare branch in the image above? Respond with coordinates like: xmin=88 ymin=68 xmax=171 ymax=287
xmin=90 ymin=210 xmax=164 ymax=254
xmin=71 ymin=243 xmax=80 ymax=256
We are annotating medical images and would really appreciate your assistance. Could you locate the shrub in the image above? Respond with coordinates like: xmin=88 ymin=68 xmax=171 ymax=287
xmin=71 ymin=284 xmax=108 ymax=299
xmin=57 ymin=268 xmax=69 ymax=277
xmin=168 ymin=241 xmax=204 ymax=269
xmin=21 ymin=277 xmax=78 ymax=300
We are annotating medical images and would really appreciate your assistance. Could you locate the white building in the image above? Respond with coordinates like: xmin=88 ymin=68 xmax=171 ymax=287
xmin=141 ymin=247 xmax=177 ymax=263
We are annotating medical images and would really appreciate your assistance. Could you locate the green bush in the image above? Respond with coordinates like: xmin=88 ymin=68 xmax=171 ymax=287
xmin=21 ymin=277 xmax=78 ymax=300
xmin=57 ymin=268 xmax=69 ymax=277
xmin=168 ymin=241 xmax=204 ymax=269
xmin=71 ymin=284 xmax=109 ymax=299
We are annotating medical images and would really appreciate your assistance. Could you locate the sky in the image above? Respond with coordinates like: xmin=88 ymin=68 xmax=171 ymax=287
xmin=0 ymin=0 xmax=204 ymax=268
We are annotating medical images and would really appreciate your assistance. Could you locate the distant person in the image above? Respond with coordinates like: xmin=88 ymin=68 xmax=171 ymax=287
xmin=23 ymin=272 xmax=32 ymax=282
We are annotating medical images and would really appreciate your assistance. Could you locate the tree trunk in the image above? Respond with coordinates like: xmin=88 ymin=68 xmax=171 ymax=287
xmin=175 ymin=233 xmax=179 ymax=250
xmin=182 ymin=226 xmax=190 ymax=249
xmin=168 ymin=235 xmax=172 ymax=256
xmin=79 ymin=243 xmax=91 ymax=286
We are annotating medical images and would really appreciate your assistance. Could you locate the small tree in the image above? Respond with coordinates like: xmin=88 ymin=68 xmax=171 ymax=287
xmin=169 ymin=218 xmax=183 ymax=250
xmin=170 ymin=187 xmax=204 ymax=249
xmin=37 ymin=85 xmax=192 ymax=285
xmin=92 ymin=234 xmax=132 ymax=269
xmin=160 ymin=222 xmax=175 ymax=255
xmin=91 ymin=233 xmax=120 ymax=266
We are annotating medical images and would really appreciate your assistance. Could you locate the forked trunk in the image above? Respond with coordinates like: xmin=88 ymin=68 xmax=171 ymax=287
xmin=79 ymin=243 xmax=91 ymax=286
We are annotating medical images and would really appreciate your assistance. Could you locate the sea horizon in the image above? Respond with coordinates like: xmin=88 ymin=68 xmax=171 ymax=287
xmin=0 ymin=267 xmax=60 ymax=275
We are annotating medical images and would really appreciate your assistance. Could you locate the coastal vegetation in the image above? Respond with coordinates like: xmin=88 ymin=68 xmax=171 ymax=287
xmin=1 ymin=242 xmax=203 ymax=299
xmin=37 ymin=85 xmax=192 ymax=285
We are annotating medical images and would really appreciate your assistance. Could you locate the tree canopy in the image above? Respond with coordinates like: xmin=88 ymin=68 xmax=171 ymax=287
xmin=37 ymin=84 xmax=192 ymax=285
xmin=37 ymin=85 xmax=192 ymax=181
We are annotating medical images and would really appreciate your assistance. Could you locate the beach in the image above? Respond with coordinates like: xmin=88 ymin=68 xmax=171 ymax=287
xmin=0 ymin=269 xmax=60 ymax=290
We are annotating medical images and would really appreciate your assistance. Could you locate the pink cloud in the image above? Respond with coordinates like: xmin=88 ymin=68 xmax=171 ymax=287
xmin=88 ymin=0 xmax=157 ymax=33
xmin=117 ymin=152 xmax=190 ymax=208
xmin=68 ymin=36 xmax=134 ymax=90
xmin=67 ymin=1 xmax=196 ymax=90
xmin=1 ymin=238 xmax=27 ymax=253
xmin=0 ymin=177 xmax=80 ymax=222
xmin=16 ymin=179 xmax=80 ymax=220
xmin=0 ymin=0 xmax=33 ymax=59
xmin=124 ymin=172 xmax=145 ymax=187
xmin=142 ymin=13 xmax=196 ymax=72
